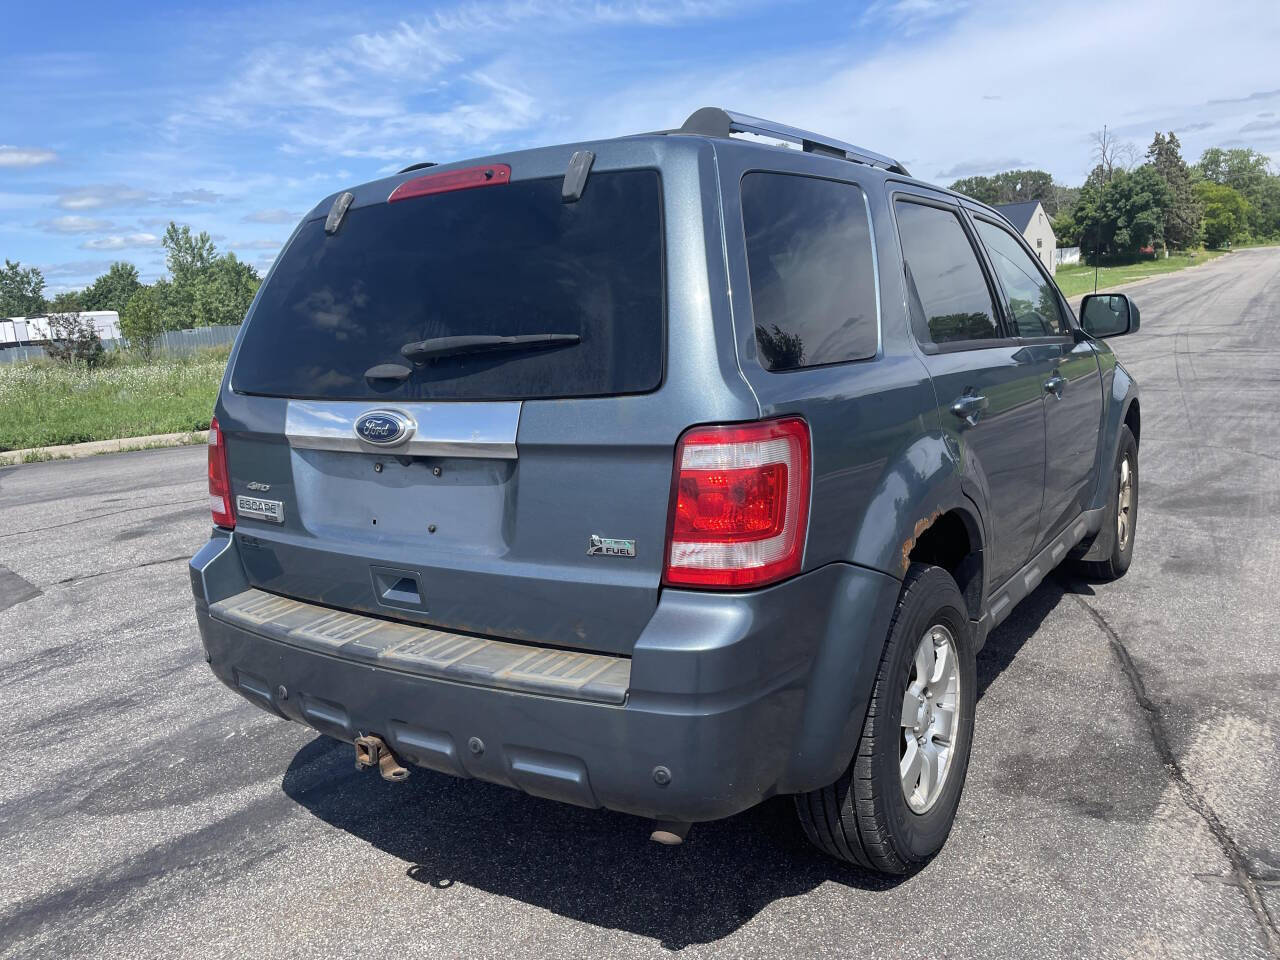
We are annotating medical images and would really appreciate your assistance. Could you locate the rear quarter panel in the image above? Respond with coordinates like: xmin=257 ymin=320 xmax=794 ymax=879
xmin=713 ymin=144 xmax=971 ymax=582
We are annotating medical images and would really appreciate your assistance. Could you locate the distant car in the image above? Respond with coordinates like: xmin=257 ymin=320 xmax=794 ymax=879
xmin=1140 ymin=245 xmax=1156 ymax=255
xmin=190 ymin=108 xmax=1142 ymax=874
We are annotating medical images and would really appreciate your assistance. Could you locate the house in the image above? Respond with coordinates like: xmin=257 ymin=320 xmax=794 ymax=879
xmin=991 ymin=200 xmax=1057 ymax=275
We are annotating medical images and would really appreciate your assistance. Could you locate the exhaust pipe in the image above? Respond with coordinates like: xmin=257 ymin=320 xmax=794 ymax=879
xmin=353 ymin=734 xmax=409 ymax=782
xmin=649 ymin=820 xmax=691 ymax=845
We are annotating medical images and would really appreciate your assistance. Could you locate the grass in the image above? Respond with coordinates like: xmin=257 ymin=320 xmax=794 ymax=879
xmin=0 ymin=346 xmax=228 ymax=452
xmin=1053 ymin=248 xmax=1228 ymax=298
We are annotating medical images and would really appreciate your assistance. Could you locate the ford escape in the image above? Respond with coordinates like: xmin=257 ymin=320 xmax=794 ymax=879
xmin=190 ymin=108 xmax=1141 ymax=873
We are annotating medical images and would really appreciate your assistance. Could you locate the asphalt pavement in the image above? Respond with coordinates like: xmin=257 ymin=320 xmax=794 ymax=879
xmin=2 ymin=247 xmax=1278 ymax=958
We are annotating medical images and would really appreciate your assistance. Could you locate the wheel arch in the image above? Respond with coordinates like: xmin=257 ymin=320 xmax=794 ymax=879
xmin=1124 ymin=396 xmax=1140 ymax=447
xmin=1086 ymin=361 xmax=1139 ymax=514
xmin=905 ymin=507 xmax=984 ymax=622
xmin=846 ymin=432 xmax=986 ymax=594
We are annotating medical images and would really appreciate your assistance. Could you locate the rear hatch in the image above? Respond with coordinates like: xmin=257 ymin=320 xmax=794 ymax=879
xmin=218 ymin=150 xmax=743 ymax=655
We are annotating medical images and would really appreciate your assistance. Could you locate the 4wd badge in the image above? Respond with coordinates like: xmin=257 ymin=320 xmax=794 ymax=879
xmin=588 ymin=535 xmax=636 ymax=558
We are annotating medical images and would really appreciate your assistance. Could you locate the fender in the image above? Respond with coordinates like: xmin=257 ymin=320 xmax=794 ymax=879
xmin=779 ymin=432 xmax=988 ymax=790
xmin=847 ymin=430 xmax=986 ymax=591
xmin=1080 ymin=352 xmax=1139 ymax=559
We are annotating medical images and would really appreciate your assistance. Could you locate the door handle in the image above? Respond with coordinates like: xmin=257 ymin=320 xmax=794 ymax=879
xmin=1044 ymin=374 xmax=1066 ymax=398
xmin=949 ymin=393 xmax=989 ymax=426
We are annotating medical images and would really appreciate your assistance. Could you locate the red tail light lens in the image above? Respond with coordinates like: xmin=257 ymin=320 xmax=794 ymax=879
xmin=387 ymin=163 xmax=511 ymax=203
xmin=664 ymin=417 xmax=811 ymax=589
xmin=208 ymin=417 xmax=235 ymax=529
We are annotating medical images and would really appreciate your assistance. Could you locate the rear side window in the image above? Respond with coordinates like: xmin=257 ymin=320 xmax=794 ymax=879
xmin=973 ymin=219 xmax=1068 ymax=337
xmin=894 ymin=200 xmax=1000 ymax=346
xmin=741 ymin=173 xmax=878 ymax=371
xmin=231 ymin=169 xmax=664 ymax=401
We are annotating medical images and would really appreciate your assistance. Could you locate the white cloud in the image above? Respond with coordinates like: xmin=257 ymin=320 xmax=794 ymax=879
xmin=936 ymin=157 xmax=1034 ymax=179
xmin=859 ymin=0 xmax=966 ymax=35
xmin=39 ymin=215 xmax=115 ymax=234
xmin=55 ymin=184 xmax=221 ymax=211
xmin=242 ymin=209 xmax=300 ymax=224
xmin=179 ymin=0 xmax=748 ymax=161
xmin=38 ymin=259 xmax=116 ymax=278
xmin=80 ymin=233 xmax=160 ymax=250
xmin=58 ymin=185 xmax=151 ymax=210
xmin=0 ymin=145 xmax=58 ymax=167
xmin=168 ymin=188 xmax=221 ymax=204
xmin=571 ymin=0 xmax=1280 ymax=184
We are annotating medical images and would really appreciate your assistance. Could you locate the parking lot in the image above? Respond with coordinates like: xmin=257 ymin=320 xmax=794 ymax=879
xmin=2 ymin=247 xmax=1278 ymax=958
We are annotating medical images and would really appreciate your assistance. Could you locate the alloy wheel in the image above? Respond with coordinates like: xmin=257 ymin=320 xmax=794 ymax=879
xmin=900 ymin=624 xmax=961 ymax=814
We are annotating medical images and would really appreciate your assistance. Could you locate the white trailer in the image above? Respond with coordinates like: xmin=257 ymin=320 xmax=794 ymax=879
xmin=1 ymin=310 xmax=121 ymax=347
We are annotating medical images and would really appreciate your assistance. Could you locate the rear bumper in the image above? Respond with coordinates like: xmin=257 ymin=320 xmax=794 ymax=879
xmin=191 ymin=531 xmax=900 ymax=822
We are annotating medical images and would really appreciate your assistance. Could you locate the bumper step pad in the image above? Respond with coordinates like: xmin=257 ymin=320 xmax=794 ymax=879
xmin=208 ymin=588 xmax=630 ymax=705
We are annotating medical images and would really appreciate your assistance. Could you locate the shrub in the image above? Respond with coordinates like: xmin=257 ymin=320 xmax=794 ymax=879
xmin=44 ymin=312 xmax=105 ymax=367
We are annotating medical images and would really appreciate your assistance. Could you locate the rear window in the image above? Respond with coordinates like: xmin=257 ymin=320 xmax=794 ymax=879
xmin=741 ymin=172 xmax=878 ymax=371
xmin=231 ymin=169 xmax=664 ymax=401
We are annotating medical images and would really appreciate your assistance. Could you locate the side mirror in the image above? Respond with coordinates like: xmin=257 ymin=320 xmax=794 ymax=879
xmin=1080 ymin=293 xmax=1141 ymax=339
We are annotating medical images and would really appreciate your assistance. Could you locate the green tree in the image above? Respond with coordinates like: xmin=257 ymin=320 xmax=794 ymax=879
xmin=159 ymin=223 xmax=259 ymax=327
xmin=1052 ymin=207 xmax=1082 ymax=248
xmin=1252 ymin=176 xmax=1280 ymax=241
xmin=120 ymin=285 xmax=165 ymax=359
xmin=948 ymin=169 xmax=1066 ymax=213
xmin=82 ymin=262 xmax=142 ymax=313
xmin=1195 ymin=182 xmax=1250 ymax=248
xmin=161 ymin=222 xmax=217 ymax=326
xmin=1196 ymin=147 xmax=1277 ymax=238
xmin=1074 ymin=166 xmax=1172 ymax=261
xmin=48 ymin=290 xmax=84 ymax=314
xmin=191 ymin=253 xmax=260 ymax=326
xmin=1196 ymin=147 xmax=1271 ymax=192
xmin=0 ymin=260 xmax=47 ymax=317
xmin=1147 ymin=132 xmax=1202 ymax=250
xmin=162 ymin=223 xmax=217 ymax=285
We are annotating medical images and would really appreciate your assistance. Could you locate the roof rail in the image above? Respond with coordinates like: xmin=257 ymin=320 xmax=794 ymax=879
xmin=678 ymin=107 xmax=910 ymax=177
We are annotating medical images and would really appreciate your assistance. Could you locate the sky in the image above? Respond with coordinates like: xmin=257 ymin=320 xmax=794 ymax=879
xmin=3 ymin=0 xmax=1279 ymax=293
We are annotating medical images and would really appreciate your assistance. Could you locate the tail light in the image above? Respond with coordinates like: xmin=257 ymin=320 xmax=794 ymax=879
xmin=208 ymin=417 xmax=235 ymax=529
xmin=664 ymin=417 xmax=811 ymax=589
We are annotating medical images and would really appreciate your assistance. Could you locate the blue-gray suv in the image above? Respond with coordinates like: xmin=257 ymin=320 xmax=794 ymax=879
xmin=190 ymin=108 xmax=1141 ymax=873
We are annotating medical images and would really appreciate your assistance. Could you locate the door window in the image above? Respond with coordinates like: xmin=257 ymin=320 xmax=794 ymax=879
xmin=894 ymin=200 xmax=1000 ymax=346
xmin=974 ymin=219 xmax=1068 ymax=338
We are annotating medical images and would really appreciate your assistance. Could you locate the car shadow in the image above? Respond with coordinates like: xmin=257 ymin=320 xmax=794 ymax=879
xmin=281 ymin=574 xmax=1082 ymax=950
xmin=976 ymin=574 xmax=1079 ymax=701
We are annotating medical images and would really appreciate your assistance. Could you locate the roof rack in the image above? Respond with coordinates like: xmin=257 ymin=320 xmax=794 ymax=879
xmin=677 ymin=107 xmax=910 ymax=177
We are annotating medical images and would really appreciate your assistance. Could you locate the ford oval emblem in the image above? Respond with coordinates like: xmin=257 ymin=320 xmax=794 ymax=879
xmin=354 ymin=410 xmax=413 ymax=446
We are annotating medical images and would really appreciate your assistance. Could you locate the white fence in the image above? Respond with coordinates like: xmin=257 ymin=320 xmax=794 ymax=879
xmin=1055 ymin=246 xmax=1081 ymax=267
xmin=0 ymin=323 xmax=242 ymax=365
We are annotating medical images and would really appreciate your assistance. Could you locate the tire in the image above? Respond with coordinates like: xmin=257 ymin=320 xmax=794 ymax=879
xmin=1074 ymin=424 xmax=1138 ymax=581
xmin=795 ymin=563 xmax=976 ymax=874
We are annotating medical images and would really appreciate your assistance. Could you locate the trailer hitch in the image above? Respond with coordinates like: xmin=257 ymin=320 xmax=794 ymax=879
xmin=353 ymin=734 xmax=410 ymax=782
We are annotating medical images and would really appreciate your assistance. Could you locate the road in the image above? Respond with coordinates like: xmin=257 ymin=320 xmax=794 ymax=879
xmin=2 ymin=247 xmax=1278 ymax=958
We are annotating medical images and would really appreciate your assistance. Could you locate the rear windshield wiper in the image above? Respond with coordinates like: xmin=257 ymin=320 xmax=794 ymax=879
xmin=400 ymin=333 xmax=580 ymax=362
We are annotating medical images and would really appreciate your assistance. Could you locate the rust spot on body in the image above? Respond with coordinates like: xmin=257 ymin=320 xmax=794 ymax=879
xmin=902 ymin=509 xmax=942 ymax=574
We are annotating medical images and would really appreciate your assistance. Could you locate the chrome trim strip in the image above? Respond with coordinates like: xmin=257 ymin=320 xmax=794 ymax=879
xmin=285 ymin=399 xmax=521 ymax=458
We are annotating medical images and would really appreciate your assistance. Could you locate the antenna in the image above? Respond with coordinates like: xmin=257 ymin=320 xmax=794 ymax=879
xmin=1094 ymin=125 xmax=1105 ymax=295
